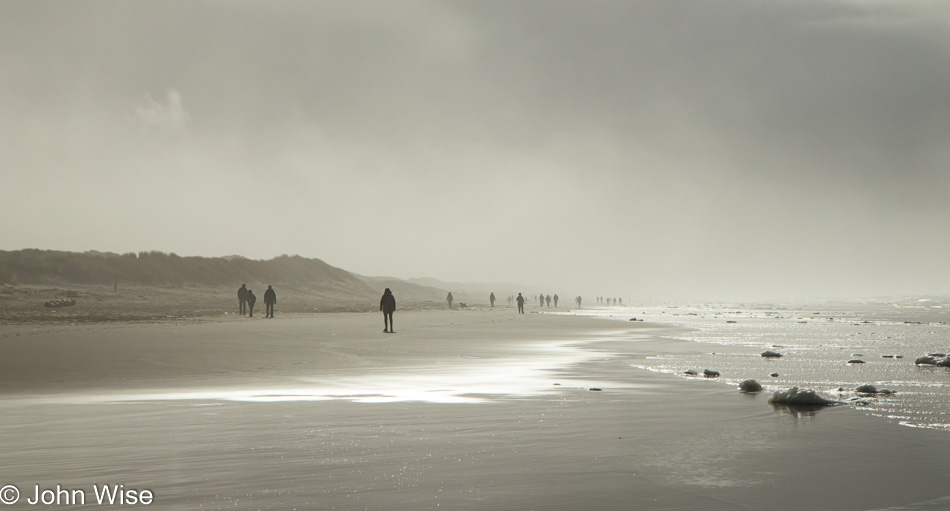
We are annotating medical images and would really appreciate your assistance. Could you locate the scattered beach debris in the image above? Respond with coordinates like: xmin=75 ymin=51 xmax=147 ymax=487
xmin=847 ymin=359 xmax=866 ymax=364
xmin=44 ymin=298 xmax=76 ymax=308
xmin=768 ymin=387 xmax=838 ymax=406
xmin=703 ymin=369 xmax=720 ymax=378
xmin=855 ymin=384 xmax=878 ymax=394
xmin=761 ymin=350 xmax=783 ymax=358
xmin=882 ymin=355 xmax=894 ymax=358
xmin=726 ymin=320 xmax=737 ymax=324
xmin=929 ymin=353 xmax=946 ymax=357
xmin=589 ymin=387 xmax=602 ymax=391
xmin=770 ymin=373 xmax=779 ymax=377
xmin=852 ymin=354 xmax=864 ymax=357
xmin=629 ymin=318 xmax=637 ymax=321
xmin=684 ymin=369 xmax=698 ymax=376
xmin=738 ymin=379 xmax=762 ymax=392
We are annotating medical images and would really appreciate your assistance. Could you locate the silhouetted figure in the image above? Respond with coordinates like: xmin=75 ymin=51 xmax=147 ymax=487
xmin=380 ymin=288 xmax=396 ymax=333
xmin=264 ymin=285 xmax=277 ymax=318
xmin=619 ymin=298 xmax=623 ymax=306
xmin=490 ymin=292 xmax=496 ymax=308
xmin=539 ymin=294 xmax=544 ymax=307
xmin=247 ymin=289 xmax=257 ymax=318
xmin=516 ymin=293 xmax=525 ymax=314
xmin=238 ymin=284 xmax=248 ymax=315
xmin=553 ymin=294 xmax=559 ymax=308
xmin=545 ymin=295 xmax=551 ymax=307
xmin=576 ymin=296 xmax=582 ymax=308
xmin=446 ymin=292 xmax=454 ymax=309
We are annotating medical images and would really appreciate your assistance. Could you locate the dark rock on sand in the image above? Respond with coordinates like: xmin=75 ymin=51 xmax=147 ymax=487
xmin=739 ymin=379 xmax=763 ymax=392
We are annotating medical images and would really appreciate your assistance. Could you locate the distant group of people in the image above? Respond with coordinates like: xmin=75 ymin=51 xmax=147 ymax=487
xmin=237 ymin=284 xmax=277 ymax=318
xmin=235 ymin=283 xmax=621 ymax=331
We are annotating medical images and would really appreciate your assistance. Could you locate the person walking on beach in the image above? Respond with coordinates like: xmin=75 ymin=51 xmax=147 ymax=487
xmin=545 ymin=295 xmax=551 ymax=307
xmin=539 ymin=294 xmax=544 ymax=307
xmin=238 ymin=284 xmax=248 ymax=315
xmin=380 ymin=288 xmax=396 ymax=333
xmin=516 ymin=293 xmax=525 ymax=314
xmin=576 ymin=296 xmax=582 ymax=308
xmin=247 ymin=289 xmax=257 ymax=318
xmin=553 ymin=294 xmax=559 ymax=308
xmin=490 ymin=292 xmax=496 ymax=308
xmin=263 ymin=285 xmax=277 ymax=318
xmin=446 ymin=292 xmax=454 ymax=309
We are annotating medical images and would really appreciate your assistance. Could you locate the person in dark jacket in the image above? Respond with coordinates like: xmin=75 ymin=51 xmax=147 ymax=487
xmin=238 ymin=284 xmax=248 ymax=315
xmin=516 ymin=293 xmax=525 ymax=314
xmin=264 ymin=285 xmax=277 ymax=318
xmin=247 ymin=289 xmax=257 ymax=318
xmin=380 ymin=288 xmax=396 ymax=333
xmin=490 ymin=292 xmax=496 ymax=308
xmin=446 ymin=292 xmax=454 ymax=309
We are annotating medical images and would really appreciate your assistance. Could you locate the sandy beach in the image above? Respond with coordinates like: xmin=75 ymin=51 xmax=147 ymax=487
xmin=3 ymin=308 xmax=950 ymax=510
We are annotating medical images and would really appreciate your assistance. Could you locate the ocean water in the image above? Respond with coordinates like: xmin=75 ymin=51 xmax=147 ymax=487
xmin=573 ymin=298 xmax=950 ymax=431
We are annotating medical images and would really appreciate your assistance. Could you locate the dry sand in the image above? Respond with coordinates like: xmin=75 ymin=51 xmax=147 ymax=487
xmin=2 ymin=308 xmax=950 ymax=510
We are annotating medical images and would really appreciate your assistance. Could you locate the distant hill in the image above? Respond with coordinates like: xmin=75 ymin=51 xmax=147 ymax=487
xmin=0 ymin=250 xmax=372 ymax=295
xmin=0 ymin=249 xmax=536 ymax=307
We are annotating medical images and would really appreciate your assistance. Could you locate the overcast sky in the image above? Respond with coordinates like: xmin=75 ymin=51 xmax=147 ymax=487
xmin=3 ymin=0 xmax=949 ymax=300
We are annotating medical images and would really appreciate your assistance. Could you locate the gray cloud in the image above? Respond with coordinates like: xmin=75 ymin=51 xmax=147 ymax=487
xmin=2 ymin=0 xmax=948 ymax=300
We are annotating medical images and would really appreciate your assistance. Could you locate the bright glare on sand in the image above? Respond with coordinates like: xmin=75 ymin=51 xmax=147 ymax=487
xmin=30 ymin=338 xmax=638 ymax=405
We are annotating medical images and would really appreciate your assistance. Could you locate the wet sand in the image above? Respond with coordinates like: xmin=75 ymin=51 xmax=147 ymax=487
xmin=2 ymin=309 xmax=950 ymax=510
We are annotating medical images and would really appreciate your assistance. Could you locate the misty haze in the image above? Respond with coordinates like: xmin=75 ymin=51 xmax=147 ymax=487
xmin=2 ymin=2 xmax=950 ymax=510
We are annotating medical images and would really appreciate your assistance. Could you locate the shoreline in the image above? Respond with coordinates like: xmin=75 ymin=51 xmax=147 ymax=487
xmin=5 ymin=308 xmax=950 ymax=509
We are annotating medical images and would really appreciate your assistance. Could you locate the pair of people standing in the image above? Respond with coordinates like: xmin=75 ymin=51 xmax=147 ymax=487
xmin=237 ymin=284 xmax=277 ymax=318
